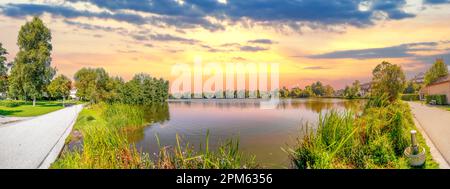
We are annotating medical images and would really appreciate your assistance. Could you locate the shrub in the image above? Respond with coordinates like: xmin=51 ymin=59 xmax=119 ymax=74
xmin=426 ymin=95 xmax=447 ymax=105
xmin=0 ymin=100 xmax=25 ymax=107
xmin=401 ymin=94 xmax=420 ymax=101
xmin=289 ymin=98 xmax=437 ymax=169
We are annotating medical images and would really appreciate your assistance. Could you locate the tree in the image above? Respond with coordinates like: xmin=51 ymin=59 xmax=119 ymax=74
xmin=404 ymin=81 xmax=420 ymax=94
xmin=324 ymin=85 xmax=335 ymax=97
xmin=118 ymin=73 xmax=169 ymax=105
xmin=74 ymin=67 xmax=112 ymax=103
xmin=8 ymin=17 xmax=55 ymax=106
xmin=424 ymin=58 xmax=448 ymax=85
xmin=311 ymin=81 xmax=325 ymax=96
xmin=371 ymin=61 xmax=406 ymax=102
xmin=280 ymin=86 xmax=290 ymax=98
xmin=0 ymin=43 xmax=8 ymax=96
xmin=47 ymin=75 xmax=72 ymax=106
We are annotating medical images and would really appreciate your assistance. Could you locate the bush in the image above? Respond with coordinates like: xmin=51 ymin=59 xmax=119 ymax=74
xmin=426 ymin=95 xmax=447 ymax=105
xmin=401 ymin=94 xmax=420 ymax=101
xmin=288 ymin=98 xmax=437 ymax=169
xmin=0 ymin=100 xmax=25 ymax=107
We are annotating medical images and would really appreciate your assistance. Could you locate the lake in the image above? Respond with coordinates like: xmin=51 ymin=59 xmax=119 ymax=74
xmin=135 ymin=98 xmax=365 ymax=168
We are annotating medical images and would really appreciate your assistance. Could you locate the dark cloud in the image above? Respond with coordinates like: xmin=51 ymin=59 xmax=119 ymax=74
xmin=240 ymin=46 xmax=268 ymax=52
xmin=64 ymin=20 xmax=127 ymax=33
xmin=308 ymin=41 xmax=440 ymax=59
xmin=150 ymin=34 xmax=199 ymax=44
xmin=248 ymin=39 xmax=276 ymax=44
xmin=0 ymin=0 xmax=421 ymax=32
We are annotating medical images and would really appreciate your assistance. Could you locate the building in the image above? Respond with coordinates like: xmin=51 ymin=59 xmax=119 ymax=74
xmin=69 ymin=88 xmax=78 ymax=100
xmin=360 ymin=82 xmax=371 ymax=97
xmin=412 ymin=72 xmax=425 ymax=85
xmin=421 ymin=75 xmax=450 ymax=103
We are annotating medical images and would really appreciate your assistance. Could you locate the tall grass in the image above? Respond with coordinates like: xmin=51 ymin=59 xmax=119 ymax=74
xmin=155 ymin=131 xmax=257 ymax=169
xmin=52 ymin=103 xmax=256 ymax=169
xmin=288 ymin=97 xmax=439 ymax=169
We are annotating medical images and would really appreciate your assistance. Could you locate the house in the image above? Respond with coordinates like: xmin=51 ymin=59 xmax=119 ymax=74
xmin=69 ymin=88 xmax=78 ymax=100
xmin=421 ymin=75 xmax=450 ymax=103
xmin=360 ymin=82 xmax=371 ymax=97
xmin=412 ymin=72 xmax=425 ymax=85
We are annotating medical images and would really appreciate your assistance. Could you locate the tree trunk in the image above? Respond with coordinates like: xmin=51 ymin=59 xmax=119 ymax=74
xmin=33 ymin=97 xmax=36 ymax=107
xmin=62 ymin=96 xmax=65 ymax=107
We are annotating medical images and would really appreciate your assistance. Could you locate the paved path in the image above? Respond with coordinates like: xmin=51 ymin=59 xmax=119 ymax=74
xmin=0 ymin=104 xmax=83 ymax=169
xmin=408 ymin=102 xmax=450 ymax=168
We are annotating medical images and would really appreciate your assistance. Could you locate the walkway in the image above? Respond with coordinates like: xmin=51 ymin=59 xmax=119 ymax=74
xmin=0 ymin=104 xmax=83 ymax=169
xmin=408 ymin=102 xmax=450 ymax=168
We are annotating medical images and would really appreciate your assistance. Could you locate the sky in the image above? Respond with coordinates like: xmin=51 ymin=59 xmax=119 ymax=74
xmin=1 ymin=0 xmax=450 ymax=89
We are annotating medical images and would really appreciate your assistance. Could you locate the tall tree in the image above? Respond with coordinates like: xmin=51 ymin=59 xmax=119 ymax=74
xmin=371 ymin=61 xmax=406 ymax=102
xmin=8 ymin=17 xmax=55 ymax=105
xmin=424 ymin=58 xmax=448 ymax=85
xmin=47 ymin=75 xmax=72 ymax=106
xmin=74 ymin=67 xmax=111 ymax=103
xmin=0 ymin=43 xmax=8 ymax=96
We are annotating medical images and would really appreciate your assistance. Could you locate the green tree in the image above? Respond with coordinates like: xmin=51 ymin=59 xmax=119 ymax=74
xmin=403 ymin=81 xmax=420 ymax=94
xmin=74 ymin=67 xmax=112 ymax=103
xmin=280 ymin=86 xmax=290 ymax=98
xmin=311 ymin=81 xmax=325 ymax=96
xmin=371 ymin=61 xmax=406 ymax=102
xmin=0 ymin=43 xmax=8 ymax=96
xmin=324 ymin=85 xmax=335 ymax=97
xmin=47 ymin=75 xmax=72 ymax=106
xmin=8 ymin=17 xmax=55 ymax=105
xmin=118 ymin=73 xmax=169 ymax=105
xmin=424 ymin=58 xmax=448 ymax=85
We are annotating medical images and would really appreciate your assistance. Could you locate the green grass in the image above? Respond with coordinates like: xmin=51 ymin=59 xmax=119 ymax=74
xmin=287 ymin=97 xmax=439 ymax=169
xmin=0 ymin=100 xmax=72 ymax=117
xmin=52 ymin=103 xmax=257 ymax=169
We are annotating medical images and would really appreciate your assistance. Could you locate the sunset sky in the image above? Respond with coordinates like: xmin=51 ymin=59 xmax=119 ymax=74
xmin=1 ymin=0 xmax=450 ymax=89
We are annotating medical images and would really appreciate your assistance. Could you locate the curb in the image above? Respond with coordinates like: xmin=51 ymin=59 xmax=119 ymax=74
xmin=411 ymin=111 xmax=450 ymax=169
xmin=37 ymin=105 xmax=83 ymax=169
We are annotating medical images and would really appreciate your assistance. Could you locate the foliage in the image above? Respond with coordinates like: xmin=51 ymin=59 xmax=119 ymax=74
xmin=8 ymin=17 xmax=56 ymax=101
xmin=117 ymin=73 xmax=169 ymax=105
xmin=47 ymin=74 xmax=72 ymax=101
xmin=424 ymin=59 xmax=448 ymax=85
xmin=426 ymin=95 xmax=447 ymax=105
xmin=287 ymin=82 xmax=335 ymax=98
xmin=288 ymin=98 xmax=438 ymax=169
xmin=74 ymin=67 xmax=116 ymax=103
xmin=0 ymin=43 xmax=8 ymax=95
xmin=403 ymin=81 xmax=421 ymax=94
xmin=401 ymin=94 xmax=420 ymax=101
xmin=371 ymin=61 xmax=406 ymax=102
xmin=0 ymin=100 xmax=25 ymax=107
xmin=343 ymin=80 xmax=361 ymax=99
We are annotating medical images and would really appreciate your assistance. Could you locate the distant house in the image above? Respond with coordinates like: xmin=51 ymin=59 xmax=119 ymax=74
xmin=420 ymin=75 xmax=450 ymax=103
xmin=412 ymin=72 xmax=425 ymax=85
xmin=360 ymin=82 xmax=371 ymax=97
xmin=69 ymin=88 xmax=78 ymax=100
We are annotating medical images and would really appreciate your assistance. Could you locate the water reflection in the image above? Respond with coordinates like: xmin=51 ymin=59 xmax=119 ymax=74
xmin=134 ymin=98 xmax=365 ymax=168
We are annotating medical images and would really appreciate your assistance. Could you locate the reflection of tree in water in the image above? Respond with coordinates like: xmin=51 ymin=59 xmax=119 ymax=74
xmin=128 ymin=103 xmax=170 ymax=143
xmin=143 ymin=102 xmax=170 ymax=124
xmin=278 ymin=99 xmax=366 ymax=113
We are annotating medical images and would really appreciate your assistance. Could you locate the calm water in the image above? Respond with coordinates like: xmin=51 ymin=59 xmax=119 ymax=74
xmin=134 ymin=98 xmax=365 ymax=168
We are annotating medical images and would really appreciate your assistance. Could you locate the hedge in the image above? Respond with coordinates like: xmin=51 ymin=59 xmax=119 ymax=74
xmin=401 ymin=94 xmax=420 ymax=101
xmin=0 ymin=100 xmax=26 ymax=107
xmin=426 ymin=94 xmax=448 ymax=105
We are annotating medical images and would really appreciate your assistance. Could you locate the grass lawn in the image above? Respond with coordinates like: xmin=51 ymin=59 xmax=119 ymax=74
xmin=0 ymin=101 xmax=71 ymax=117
